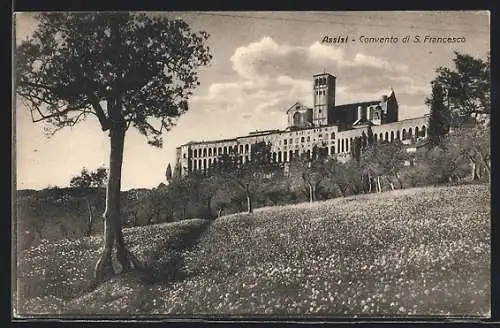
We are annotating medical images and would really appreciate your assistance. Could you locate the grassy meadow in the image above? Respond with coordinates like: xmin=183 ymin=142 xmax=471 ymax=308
xmin=15 ymin=183 xmax=490 ymax=318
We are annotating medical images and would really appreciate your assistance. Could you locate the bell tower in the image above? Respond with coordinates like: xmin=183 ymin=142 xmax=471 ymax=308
xmin=313 ymin=73 xmax=336 ymax=127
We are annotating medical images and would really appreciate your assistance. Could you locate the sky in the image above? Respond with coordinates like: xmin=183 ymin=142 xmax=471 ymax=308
xmin=14 ymin=11 xmax=490 ymax=190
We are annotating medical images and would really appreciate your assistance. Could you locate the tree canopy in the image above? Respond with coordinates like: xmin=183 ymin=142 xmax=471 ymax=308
xmin=16 ymin=13 xmax=212 ymax=145
xmin=427 ymin=51 xmax=490 ymax=127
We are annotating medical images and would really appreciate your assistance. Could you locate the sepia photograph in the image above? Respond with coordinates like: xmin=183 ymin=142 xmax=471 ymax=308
xmin=13 ymin=11 xmax=490 ymax=319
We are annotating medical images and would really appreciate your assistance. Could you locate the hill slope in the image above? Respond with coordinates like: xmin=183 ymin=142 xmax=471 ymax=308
xmin=15 ymin=184 xmax=490 ymax=318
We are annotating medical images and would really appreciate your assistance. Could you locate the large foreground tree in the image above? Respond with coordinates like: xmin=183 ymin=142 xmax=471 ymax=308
xmin=16 ymin=13 xmax=212 ymax=283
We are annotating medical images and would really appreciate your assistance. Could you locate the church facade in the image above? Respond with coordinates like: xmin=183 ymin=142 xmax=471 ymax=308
xmin=176 ymin=72 xmax=428 ymax=176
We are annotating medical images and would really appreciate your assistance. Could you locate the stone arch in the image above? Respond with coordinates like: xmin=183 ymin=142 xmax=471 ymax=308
xmin=193 ymin=149 xmax=198 ymax=157
xmin=402 ymin=129 xmax=407 ymax=140
xmin=379 ymin=133 xmax=383 ymax=141
xmin=415 ymin=126 xmax=419 ymax=138
xmin=390 ymin=131 xmax=394 ymax=141
xmin=385 ymin=131 xmax=389 ymax=141
xmin=408 ymin=128 xmax=413 ymax=138
xmin=218 ymin=147 xmax=222 ymax=154
xmin=396 ymin=130 xmax=400 ymax=140
xmin=208 ymin=148 xmax=212 ymax=156
xmin=289 ymin=150 xmax=294 ymax=161
xmin=273 ymin=152 xmax=277 ymax=162
xmin=203 ymin=159 xmax=207 ymax=170
xmin=421 ymin=125 xmax=426 ymax=138
xmin=374 ymin=134 xmax=378 ymax=142
xmin=341 ymin=139 xmax=345 ymax=153
xmin=203 ymin=148 xmax=207 ymax=157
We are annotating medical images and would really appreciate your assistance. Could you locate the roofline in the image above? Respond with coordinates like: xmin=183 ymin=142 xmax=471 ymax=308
xmin=313 ymin=73 xmax=336 ymax=77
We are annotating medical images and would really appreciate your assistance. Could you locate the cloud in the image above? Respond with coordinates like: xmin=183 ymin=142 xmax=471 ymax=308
xmin=190 ymin=36 xmax=429 ymax=129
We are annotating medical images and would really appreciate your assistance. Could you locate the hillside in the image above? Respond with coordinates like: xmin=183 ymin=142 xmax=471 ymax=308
xmin=15 ymin=183 xmax=490 ymax=318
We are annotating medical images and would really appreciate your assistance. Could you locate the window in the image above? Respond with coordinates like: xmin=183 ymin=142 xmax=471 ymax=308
xmin=415 ymin=127 xmax=420 ymax=138
xmin=183 ymin=153 xmax=186 ymax=159
xmin=331 ymin=132 xmax=335 ymax=139
xmin=203 ymin=148 xmax=207 ymax=157
xmin=209 ymin=148 xmax=212 ymax=156
xmin=390 ymin=131 xmax=394 ymax=141
xmin=396 ymin=130 xmax=400 ymax=140
xmin=319 ymin=134 xmax=322 ymax=138
xmin=331 ymin=146 xmax=335 ymax=154
xmin=421 ymin=126 xmax=426 ymax=138
xmin=289 ymin=138 xmax=293 ymax=144
xmin=284 ymin=139 xmax=287 ymax=145
xmin=193 ymin=149 xmax=197 ymax=157
xmin=224 ymin=146 xmax=228 ymax=154
xmin=301 ymin=137 xmax=305 ymax=142
xmin=295 ymin=138 xmax=299 ymax=143
xmin=245 ymin=144 xmax=249 ymax=152
xmin=307 ymin=136 xmax=310 ymax=142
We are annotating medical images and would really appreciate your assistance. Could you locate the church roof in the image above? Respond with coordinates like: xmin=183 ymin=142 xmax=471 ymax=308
xmin=286 ymin=102 xmax=311 ymax=113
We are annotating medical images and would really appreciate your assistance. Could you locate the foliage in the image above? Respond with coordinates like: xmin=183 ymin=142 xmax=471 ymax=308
xmin=426 ymin=82 xmax=450 ymax=147
xmin=427 ymin=51 xmax=490 ymax=127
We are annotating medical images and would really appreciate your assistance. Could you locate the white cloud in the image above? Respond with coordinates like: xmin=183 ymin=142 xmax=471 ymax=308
xmin=191 ymin=36 xmax=429 ymax=133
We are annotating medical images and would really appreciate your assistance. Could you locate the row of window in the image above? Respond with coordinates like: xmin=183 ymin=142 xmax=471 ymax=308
xmin=192 ymin=144 xmax=251 ymax=158
xmin=373 ymin=125 xmax=426 ymax=142
xmin=282 ymin=132 xmax=336 ymax=145
xmin=185 ymin=126 xmax=426 ymax=160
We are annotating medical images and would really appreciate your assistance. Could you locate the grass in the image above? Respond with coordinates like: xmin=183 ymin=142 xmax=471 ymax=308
xmin=15 ymin=183 xmax=490 ymax=318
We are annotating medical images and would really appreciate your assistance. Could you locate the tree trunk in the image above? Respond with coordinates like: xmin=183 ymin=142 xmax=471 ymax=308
xmin=308 ymin=183 xmax=313 ymax=203
xmin=86 ymin=198 xmax=93 ymax=237
xmin=377 ymin=176 xmax=382 ymax=193
xmin=394 ymin=172 xmax=403 ymax=189
xmin=183 ymin=203 xmax=187 ymax=219
xmin=385 ymin=176 xmax=395 ymax=191
xmin=368 ymin=175 xmax=372 ymax=193
xmin=312 ymin=184 xmax=317 ymax=202
xmin=93 ymin=120 xmax=142 ymax=284
xmin=208 ymin=197 xmax=213 ymax=219
xmin=336 ymin=183 xmax=346 ymax=197
xmin=470 ymin=158 xmax=479 ymax=181
xmin=218 ymin=208 xmax=223 ymax=218
xmin=246 ymin=184 xmax=253 ymax=214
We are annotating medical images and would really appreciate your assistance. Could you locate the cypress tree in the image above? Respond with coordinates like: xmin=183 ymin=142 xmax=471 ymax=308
xmin=427 ymin=82 xmax=450 ymax=147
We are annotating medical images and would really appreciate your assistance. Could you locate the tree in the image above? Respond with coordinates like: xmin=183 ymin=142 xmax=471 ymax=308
xmin=16 ymin=13 xmax=212 ymax=283
xmin=217 ymin=141 xmax=281 ymax=214
xmin=426 ymin=82 xmax=450 ymax=147
xmin=165 ymin=163 xmax=173 ymax=183
xmin=70 ymin=166 xmax=108 ymax=236
xmin=430 ymin=51 xmax=490 ymax=126
xmin=360 ymin=141 xmax=407 ymax=193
